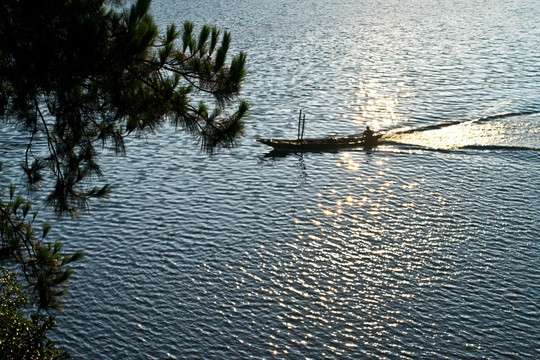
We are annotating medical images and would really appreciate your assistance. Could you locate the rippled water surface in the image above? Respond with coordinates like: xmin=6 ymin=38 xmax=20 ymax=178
xmin=3 ymin=0 xmax=539 ymax=359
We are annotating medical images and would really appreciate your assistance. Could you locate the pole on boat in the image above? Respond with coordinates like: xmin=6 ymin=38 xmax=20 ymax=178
xmin=297 ymin=109 xmax=302 ymax=140
xmin=297 ymin=109 xmax=306 ymax=141
xmin=301 ymin=113 xmax=306 ymax=140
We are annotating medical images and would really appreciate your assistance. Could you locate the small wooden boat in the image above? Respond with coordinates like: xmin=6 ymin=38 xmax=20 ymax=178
xmin=257 ymin=110 xmax=383 ymax=152
xmin=256 ymin=134 xmax=383 ymax=152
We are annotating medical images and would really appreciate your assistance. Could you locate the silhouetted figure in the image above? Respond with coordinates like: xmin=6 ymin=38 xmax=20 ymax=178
xmin=363 ymin=126 xmax=374 ymax=140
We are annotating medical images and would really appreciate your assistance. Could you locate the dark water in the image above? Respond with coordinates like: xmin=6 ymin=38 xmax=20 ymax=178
xmin=2 ymin=0 xmax=539 ymax=359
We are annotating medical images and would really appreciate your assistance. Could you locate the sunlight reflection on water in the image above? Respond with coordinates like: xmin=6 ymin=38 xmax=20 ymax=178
xmin=353 ymin=78 xmax=402 ymax=131
xmin=0 ymin=0 xmax=526 ymax=358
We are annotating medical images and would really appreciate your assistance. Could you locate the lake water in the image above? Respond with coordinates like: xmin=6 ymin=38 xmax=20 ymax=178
xmin=3 ymin=0 xmax=540 ymax=358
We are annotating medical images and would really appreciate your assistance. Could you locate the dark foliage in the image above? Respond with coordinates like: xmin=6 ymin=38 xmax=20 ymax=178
xmin=1 ymin=0 xmax=249 ymax=216
xmin=0 ymin=0 xmax=249 ymax=357
xmin=0 ymin=270 xmax=70 ymax=359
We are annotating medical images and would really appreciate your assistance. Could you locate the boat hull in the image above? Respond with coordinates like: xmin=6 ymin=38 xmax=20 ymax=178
xmin=256 ymin=134 xmax=383 ymax=152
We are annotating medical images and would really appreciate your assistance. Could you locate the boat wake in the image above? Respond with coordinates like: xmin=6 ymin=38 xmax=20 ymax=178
xmin=474 ymin=110 xmax=540 ymax=124
xmin=381 ymin=110 xmax=540 ymax=152
xmin=460 ymin=144 xmax=540 ymax=151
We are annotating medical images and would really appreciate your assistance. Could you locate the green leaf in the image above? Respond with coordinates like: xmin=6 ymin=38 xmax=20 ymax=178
xmin=22 ymin=202 xmax=31 ymax=218
xmin=166 ymin=24 xmax=179 ymax=44
xmin=182 ymin=21 xmax=194 ymax=52
xmin=210 ymin=27 xmax=220 ymax=55
xmin=198 ymin=25 xmax=210 ymax=53
xmin=42 ymin=222 xmax=52 ymax=239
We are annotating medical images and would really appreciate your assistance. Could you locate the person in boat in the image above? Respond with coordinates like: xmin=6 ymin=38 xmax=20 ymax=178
xmin=362 ymin=126 xmax=374 ymax=140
